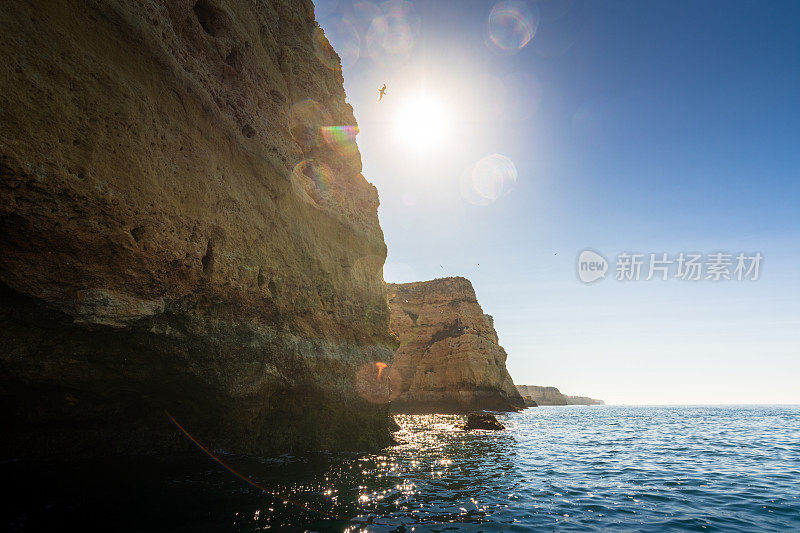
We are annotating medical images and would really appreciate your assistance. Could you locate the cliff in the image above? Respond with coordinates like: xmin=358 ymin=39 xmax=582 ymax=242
xmin=565 ymin=395 xmax=605 ymax=406
xmin=517 ymin=385 xmax=567 ymax=406
xmin=517 ymin=386 xmax=604 ymax=406
xmin=387 ymin=277 xmax=525 ymax=413
xmin=0 ymin=0 xmax=395 ymax=457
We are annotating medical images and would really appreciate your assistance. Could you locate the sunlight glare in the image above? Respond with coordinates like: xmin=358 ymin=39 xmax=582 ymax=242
xmin=395 ymin=94 xmax=448 ymax=152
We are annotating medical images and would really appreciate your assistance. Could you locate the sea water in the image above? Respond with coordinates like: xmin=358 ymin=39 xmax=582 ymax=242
xmin=4 ymin=406 xmax=800 ymax=531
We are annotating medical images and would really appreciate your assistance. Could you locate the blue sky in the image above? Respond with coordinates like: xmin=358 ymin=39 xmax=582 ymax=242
xmin=315 ymin=0 xmax=800 ymax=404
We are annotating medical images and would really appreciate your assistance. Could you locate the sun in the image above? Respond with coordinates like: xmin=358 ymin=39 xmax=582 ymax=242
xmin=395 ymin=93 xmax=448 ymax=152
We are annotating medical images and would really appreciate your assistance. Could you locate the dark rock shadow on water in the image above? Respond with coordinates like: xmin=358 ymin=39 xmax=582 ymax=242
xmin=2 ymin=452 xmax=357 ymax=532
xmin=1 ymin=414 xmax=520 ymax=532
xmin=4 ymin=408 xmax=800 ymax=532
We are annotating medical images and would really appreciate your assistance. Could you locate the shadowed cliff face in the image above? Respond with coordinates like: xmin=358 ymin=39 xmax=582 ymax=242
xmin=387 ymin=277 xmax=525 ymax=413
xmin=0 ymin=0 xmax=394 ymax=457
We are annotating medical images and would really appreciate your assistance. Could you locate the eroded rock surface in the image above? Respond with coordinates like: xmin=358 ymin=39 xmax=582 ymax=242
xmin=0 ymin=0 xmax=394 ymax=457
xmin=387 ymin=277 xmax=524 ymax=413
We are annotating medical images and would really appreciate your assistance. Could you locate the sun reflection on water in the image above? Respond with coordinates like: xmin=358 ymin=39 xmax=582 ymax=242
xmin=9 ymin=408 xmax=800 ymax=530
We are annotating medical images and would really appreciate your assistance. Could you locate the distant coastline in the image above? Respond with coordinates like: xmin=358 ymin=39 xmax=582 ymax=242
xmin=516 ymin=385 xmax=604 ymax=406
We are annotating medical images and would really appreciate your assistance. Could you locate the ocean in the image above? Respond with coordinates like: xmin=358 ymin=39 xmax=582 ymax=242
xmin=5 ymin=406 xmax=799 ymax=531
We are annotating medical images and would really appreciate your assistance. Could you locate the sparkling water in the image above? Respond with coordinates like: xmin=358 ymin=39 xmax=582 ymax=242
xmin=5 ymin=406 xmax=799 ymax=531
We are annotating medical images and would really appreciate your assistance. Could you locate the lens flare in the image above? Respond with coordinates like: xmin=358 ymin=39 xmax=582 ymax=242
xmin=365 ymin=0 xmax=420 ymax=67
xmin=288 ymin=99 xmax=331 ymax=150
xmin=487 ymin=1 xmax=539 ymax=52
xmin=291 ymin=159 xmax=331 ymax=206
xmin=378 ymin=1 xmax=417 ymax=54
xmin=314 ymin=19 xmax=360 ymax=70
xmin=320 ymin=125 xmax=359 ymax=157
xmin=352 ymin=1 xmax=382 ymax=33
xmin=356 ymin=361 xmax=401 ymax=404
xmin=473 ymin=154 xmax=517 ymax=200
xmin=460 ymin=154 xmax=518 ymax=205
xmin=313 ymin=0 xmax=339 ymax=20
xmin=312 ymin=26 xmax=338 ymax=71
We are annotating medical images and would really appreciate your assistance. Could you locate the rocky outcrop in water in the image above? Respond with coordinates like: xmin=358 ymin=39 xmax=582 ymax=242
xmin=516 ymin=386 xmax=604 ymax=406
xmin=463 ymin=412 xmax=504 ymax=431
xmin=0 ymin=0 xmax=395 ymax=457
xmin=387 ymin=277 xmax=525 ymax=413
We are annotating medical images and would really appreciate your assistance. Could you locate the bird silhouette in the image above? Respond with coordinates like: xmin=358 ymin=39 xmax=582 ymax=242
xmin=377 ymin=83 xmax=387 ymax=102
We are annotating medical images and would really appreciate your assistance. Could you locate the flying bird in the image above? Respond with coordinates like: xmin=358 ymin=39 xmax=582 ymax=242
xmin=377 ymin=83 xmax=387 ymax=102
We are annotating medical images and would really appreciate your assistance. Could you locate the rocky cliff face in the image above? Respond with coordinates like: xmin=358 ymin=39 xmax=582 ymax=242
xmin=565 ymin=395 xmax=605 ymax=406
xmin=517 ymin=386 xmax=604 ymax=406
xmin=517 ymin=385 xmax=568 ymax=406
xmin=387 ymin=277 xmax=525 ymax=413
xmin=0 ymin=0 xmax=395 ymax=457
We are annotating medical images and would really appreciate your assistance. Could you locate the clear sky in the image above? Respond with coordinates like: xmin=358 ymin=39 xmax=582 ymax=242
xmin=315 ymin=0 xmax=800 ymax=404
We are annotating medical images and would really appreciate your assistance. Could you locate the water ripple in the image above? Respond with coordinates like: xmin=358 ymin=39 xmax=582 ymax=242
xmin=4 ymin=406 xmax=800 ymax=531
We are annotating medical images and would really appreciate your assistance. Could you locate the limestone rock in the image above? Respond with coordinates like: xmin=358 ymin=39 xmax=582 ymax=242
xmin=516 ymin=385 xmax=568 ymax=406
xmin=0 ymin=0 xmax=394 ymax=457
xmin=387 ymin=277 xmax=525 ymax=413
xmin=463 ymin=412 xmax=504 ymax=431
xmin=517 ymin=386 xmax=604 ymax=406
xmin=565 ymin=395 xmax=605 ymax=406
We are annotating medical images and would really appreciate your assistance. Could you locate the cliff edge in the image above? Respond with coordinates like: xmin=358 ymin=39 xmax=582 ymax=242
xmin=0 ymin=0 xmax=394 ymax=457
xmin=387 ymin=277 xmax=525 ymax=413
